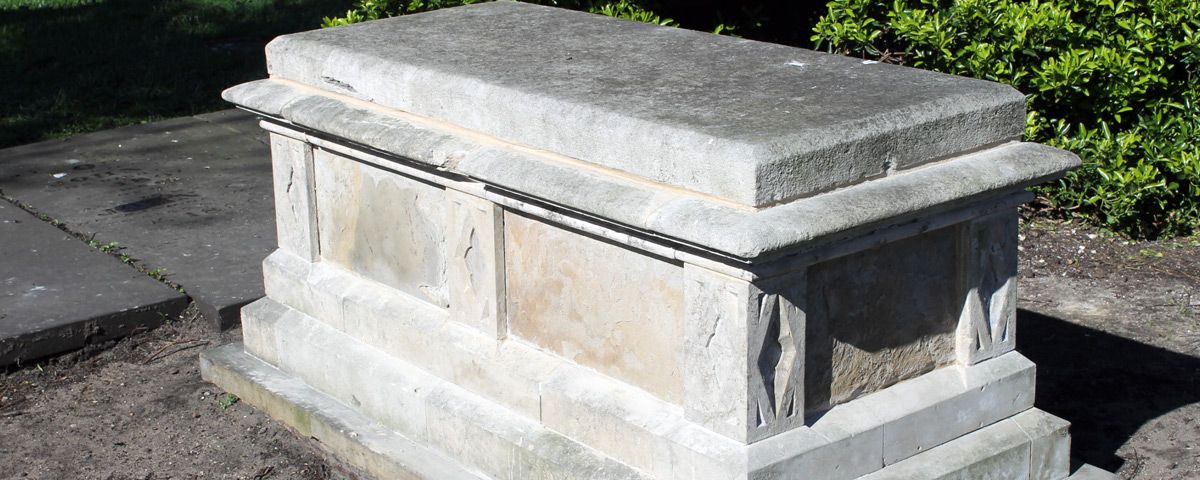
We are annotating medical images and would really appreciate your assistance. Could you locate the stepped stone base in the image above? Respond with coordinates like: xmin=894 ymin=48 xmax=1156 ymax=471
xmin=201 ymin=294 xmax=1115 ymax=480
xmin=1066 ymin=465 xmax=1120 ymax=480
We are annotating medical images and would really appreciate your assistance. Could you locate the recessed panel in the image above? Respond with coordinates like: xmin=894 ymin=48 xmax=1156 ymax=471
xmin=806 ymin=225 xmax=960 ymax=411
xmin=504 ymin=212 xmax=685 ymax=404
xmin=313 ymin=149 xmax=447 ymax=307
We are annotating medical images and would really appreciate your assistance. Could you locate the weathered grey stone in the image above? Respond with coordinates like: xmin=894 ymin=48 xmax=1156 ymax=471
xmin=445 ymin=189 xmax=506 ymax=339
xmin=681 ymin=265 xmax=810 ymax=443
xmin=1067 ymin=464 xmax=1120 ymax=480
xmin=0 ymin=110 xmax=273 ymax=329
xmin=957 ymin=212 xmax=1019 ymax=364
xmin=201 ymin=343 xmax=489 ymax=480
xmin=877 ymin=352 xmax=1035 ymax=465
xmin=858 ymin=413 xmax=1033 ymax=480
xmin=208 ymin=3 xmax=1103 ymax=479
xmin=263 ymin=246 xmax=1056 ymax=474
xmin=227 ymin=294 xmax=1058 ymax=480
xmin=225 ymin=78 xmax=1078 ymax=262
xmin=805 ymin=225 xmax=959 ymax=412
xmin=237 ymin=298 xmax=649 ymax=480
xmin=0 ymin=202 xmax=188 ymax=366
xmin=268 ymin=133 xmax=319 ymax=261
xmin=260 ymin=250 xmax=551 ymax=419
xmin=312 ymin=148 xmax=447 ymax=306
xmin=504 ymin=211 xmax=686 ymax=404
xmin=537 ymin=367 xmax=747 ymax=480
xmin=1012 ymin=409 xmax=1071 ymax=480
xmin=683 ymin=265 xmax=755 ymax=441
xmin=749 ymin=421 xmax=880 ymax=480
xmin=262 ymin=1 xmax=1025 ymax=207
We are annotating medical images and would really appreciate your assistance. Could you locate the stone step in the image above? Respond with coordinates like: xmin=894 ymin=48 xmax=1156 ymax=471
xmin=206 ymin=300 xmax=652 ymax=480
xmin=201 ymin=342 xmax=491 ymax=480
xmin=858 ymin=408 xmax=1072 ymax=480
xmin=1066 ymin=464 xmax=1120 ymax=480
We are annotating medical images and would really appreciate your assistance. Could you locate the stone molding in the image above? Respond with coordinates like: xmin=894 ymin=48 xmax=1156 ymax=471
xmin=227 ymin=80 xmax=1078 ymax=263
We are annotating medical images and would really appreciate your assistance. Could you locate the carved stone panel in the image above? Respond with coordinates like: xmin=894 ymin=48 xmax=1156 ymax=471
xmin=956 ymin=212 xmax=1018 ymax=365
xmin=683 ymin=265 xmax=806 ymax=443
xmin=445 ymin=189 xmax=506 ymax=339
xmin=269 ymin=133 xmax=318 ymax=261
xmin=749 ymin=276 xmax=807 ymax=441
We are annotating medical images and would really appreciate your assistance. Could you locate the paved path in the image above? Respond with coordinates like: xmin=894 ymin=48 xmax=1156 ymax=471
xmin=0 ymin=202 xmax=188 ymax=366
xmin=0 ymin=110 xmax=274 ymax=331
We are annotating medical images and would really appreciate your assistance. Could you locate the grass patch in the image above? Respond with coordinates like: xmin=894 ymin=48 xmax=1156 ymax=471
xmin=0 ymin=0 xmax=355 ymax=148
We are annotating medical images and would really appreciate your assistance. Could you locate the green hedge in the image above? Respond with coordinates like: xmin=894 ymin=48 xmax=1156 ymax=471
xmin=812 ymin=0 xmax=1200 ymax=238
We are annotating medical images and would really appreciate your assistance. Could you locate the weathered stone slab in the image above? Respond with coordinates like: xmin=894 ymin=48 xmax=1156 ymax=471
xmin=262 ymin=1 xmax=1024 ymax=207
xmin=1012 ymin=408 xmax=1071 ymax=480
xmin=0 ymin=202 xmax=187 ymax=366
xmin=1067 ymin=464 xmax=1120 ymax=480
xmin=504 ymin=211 xmax=685 ymax=404
xmin=200 ymin=343 xmax=488 ymax=480
xmin=858 ymin=412 xmax=1033 ymax=480
xmin=219 ymin=288 xmax=1070 ymax=480
xmin=445 ymin=189 xmax=506 ymax=339
xmin=233 ymin=302 xmax=651 ymax=480
xmin=0 ymin=110 xmax=274 ymax=329
xmin=268 ymin=133 xmax=319 ymax=261
xmin=805 ymin=224 xmax=960 ymax=411
xmin=956 ymin=212 xmax=1019 ymax=364
xmin=312 ymin=148 xmax=447 ymax=306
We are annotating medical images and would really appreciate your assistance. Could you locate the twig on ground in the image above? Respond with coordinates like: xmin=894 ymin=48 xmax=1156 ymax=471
xmin=1127 ymin=448 xmax=1146 ymax=478
xmin=143 ymin=339 xmax=210 ymax=365
xmin=252 ymin=465 xmax=275 ymax=479
xmin=0 ymin=410 xmax=25 ymax=418
xmin=1149 ymin=264 xmax=1200 ymax=285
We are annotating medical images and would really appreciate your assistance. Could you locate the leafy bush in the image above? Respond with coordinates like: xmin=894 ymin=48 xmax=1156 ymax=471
xmin=812 ymin=0 xmax=1200 ymax=238
xmin=322 ymin=0 xmax=675 ymax=28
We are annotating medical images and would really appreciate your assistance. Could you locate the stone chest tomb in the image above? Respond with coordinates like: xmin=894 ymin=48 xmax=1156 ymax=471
xmin=201 ymin=2 xmax=1106 ymax=479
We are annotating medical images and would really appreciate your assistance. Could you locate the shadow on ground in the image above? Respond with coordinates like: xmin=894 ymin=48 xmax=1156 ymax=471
xmin=1019 ymin=308 xmax=1200 ymax=473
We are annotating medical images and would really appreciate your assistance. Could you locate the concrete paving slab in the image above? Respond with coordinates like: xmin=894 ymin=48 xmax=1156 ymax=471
xmin=0 ymin=110 xmax=273 ymax=329
xmin=0 ymin=202 xmax=188 ymax=366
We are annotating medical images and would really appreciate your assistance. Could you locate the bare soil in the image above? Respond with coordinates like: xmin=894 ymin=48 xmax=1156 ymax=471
xmin=0 ymin=216 xmax=1197 ymax=480
xmin=0 ymin=306 xmax=339 ymax=480
xmin=1016 ymin=213 xmax=1200 ymax=479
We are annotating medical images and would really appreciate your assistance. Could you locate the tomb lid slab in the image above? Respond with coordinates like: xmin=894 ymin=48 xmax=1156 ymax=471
xmin=260 ymin=1 xmax=1028 ymax=207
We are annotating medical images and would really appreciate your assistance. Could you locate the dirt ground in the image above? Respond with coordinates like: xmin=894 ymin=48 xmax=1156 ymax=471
xmin=0 ymin=305 xmax=340 ymax=480
xmin=0 ymin=215 xmax=1197 ymax=480
xmin=1017 ymin=213 xmax=1200 ymax=479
